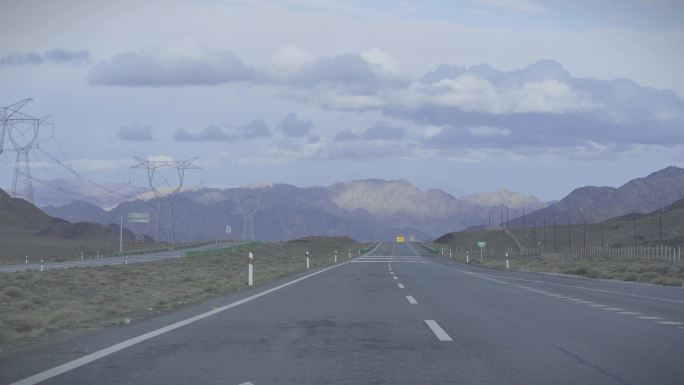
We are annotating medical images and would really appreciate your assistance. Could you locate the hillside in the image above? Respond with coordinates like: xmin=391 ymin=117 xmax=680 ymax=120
xmin=0 ymin=188 xmax=138 ymax=260
xmin=437 ymin=194 xmax=684 ymax=255
xmin=507 ymin=166 xmax=684 ymax=228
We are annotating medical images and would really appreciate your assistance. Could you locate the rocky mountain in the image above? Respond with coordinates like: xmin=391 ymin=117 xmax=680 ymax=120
xmin=461 ymin=188 xmax=542 ymax=210
xmin=43 ymin=179 xmax=535 ymax=242
xmin=507 ymin=166 xmax=684 ymax=227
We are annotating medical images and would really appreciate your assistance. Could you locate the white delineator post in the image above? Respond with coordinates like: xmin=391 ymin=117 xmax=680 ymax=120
xmin=466 ymin=250 xmax=469 ymax=263
xmin=81 ymin=252 xmax=84 ymax=261
xmin=334 ymin=250 xmax=338 ymax=263
xmin=506 ymin=252 xmax=509 ymax=270
xmin=449 ymin=250 xmax=452 ymax=259
xmin=40 ymin=259 xmax=44 ymax=272
xmin=480 ymin=247 xmax=483 ymax=264
xmin=306 ymin=251 xmax=310 ymax=269
xmin=248 ymin=252 xmax=254 ymax=287
xmin=25 ymin=256 xmax=28 ymax=265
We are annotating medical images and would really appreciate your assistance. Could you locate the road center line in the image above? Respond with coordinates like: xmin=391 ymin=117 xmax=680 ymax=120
xmin=425 ymin=320 xmax=453 ymax=342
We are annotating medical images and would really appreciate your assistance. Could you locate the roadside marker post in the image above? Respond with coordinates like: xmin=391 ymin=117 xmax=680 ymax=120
xmin=466 ymin=250 xmax=469 ymax=263
xmin=40 ymin=259 xmax=44 ymax=272
xmin=177 ymin=253 xmax=180 ymax=261
xmin=306 ymin=251 xmax=310 ymax=269
xmin=81 ymin=252 xmax=84 ymax=261
xmin=449 ymin=250 xmax=452 ymax=259
xmin=506 ymin=252 xmax=509 ymax=270
xmin=96 ymin=251 xmax=100 ymax=259
xmin=248 ymin=252 xmax=254 ymax=287
xmin=25 ymin=256 xmax=28 ymax=265
xmin=334 ymin=250 xmax=338 ymax=263
xmin=477 ymin=241 xmax=486 ymax=264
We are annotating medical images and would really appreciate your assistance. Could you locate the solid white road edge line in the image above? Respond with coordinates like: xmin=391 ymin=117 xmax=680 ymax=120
xmin=425 ymin=320 xmax=452 ymax=341
xmin=9 ymin=243 xmax=383 ymax=385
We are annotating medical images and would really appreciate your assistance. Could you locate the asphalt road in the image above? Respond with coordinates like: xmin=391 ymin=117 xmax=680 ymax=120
xmin=0 ymin=242 xmax=239 ymax=273
xmin=2 ymin=242 xmax=684 ymax=384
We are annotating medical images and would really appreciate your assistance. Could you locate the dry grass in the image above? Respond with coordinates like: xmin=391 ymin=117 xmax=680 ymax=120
xmin=0 ymin=227 xmax=215 ymax=265
xmin=0 ymin=236 xmax=364 ymax=358
xmin=423 ymin=241 xmax=684 ymax=287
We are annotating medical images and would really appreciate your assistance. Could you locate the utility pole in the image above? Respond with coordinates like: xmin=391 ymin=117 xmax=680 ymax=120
xmin=532 ymin=217 xmax=536 ymax=251
xmin=632 ymin=211 xmax=637 ymax=247
xmin=506 ymin=207 xmax=509 ymax=229
xmin=119 ymin=215 xmax=123 ymax=252
xmin=583 ymin=221 xmax=586 ymax=250
xmin=1 ymin=99 xmax=51 ymax=203
xmin=601 ymin=220 xmax=604 ymax=248
xmin=659 ymin=207 xmax=663 ymax=244
xmin=523 ymin=207 xmax=526 ymax=235
xmin=553 ymin=221 xmax=557 ymax=252
xmin=131 ymin=157 xmax=201 ymax=244
xmin=543 ymin=215 xmax=546 ymax=250
xmin=568 ymin=217 xmax=572 ymax=251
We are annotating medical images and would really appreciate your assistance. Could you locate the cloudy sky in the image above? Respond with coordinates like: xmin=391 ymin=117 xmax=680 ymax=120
xmin=1 ymin=0 xmax=683 ymax=201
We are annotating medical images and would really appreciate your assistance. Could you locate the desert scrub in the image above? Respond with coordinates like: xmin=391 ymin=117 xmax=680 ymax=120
xmin=0 ymin=236 xmax=362 ymax=357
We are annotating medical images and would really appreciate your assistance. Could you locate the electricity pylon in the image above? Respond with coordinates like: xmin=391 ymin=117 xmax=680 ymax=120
xmin=237 ymin=189 xmax=262 ymax=241
xmin=1 ymin=98 xmax=50 ymax=203
xmin=131 ymin=157 xmax=200 ymax=243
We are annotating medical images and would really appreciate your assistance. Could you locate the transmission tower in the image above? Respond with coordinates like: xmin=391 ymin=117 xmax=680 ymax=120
xmin=237 ymin=189 xmax=262 ymax=241
xmin=1 ymin=98 xmax=50 ymax=203
xmin=131 ymin=157 xmax=201 ymax=243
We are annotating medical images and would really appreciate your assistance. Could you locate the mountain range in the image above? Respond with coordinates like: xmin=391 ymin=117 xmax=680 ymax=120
xmin=507 ymin=166 xmax=684 ymax=227
xmin=41 ymin=179 xmax=541 ymax=242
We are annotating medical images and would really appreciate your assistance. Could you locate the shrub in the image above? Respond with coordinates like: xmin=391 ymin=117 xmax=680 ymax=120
xmin=2 ymin=286 xmax=23 ymax=299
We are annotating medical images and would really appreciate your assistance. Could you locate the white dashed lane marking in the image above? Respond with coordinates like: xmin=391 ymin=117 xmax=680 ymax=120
xmin=406 ymin=295 xmax=417 ymax=304
xmin=425 ymin=320 xmax=453 ymax=342
xmin=398 ymin=283 xmax=405 ymax=289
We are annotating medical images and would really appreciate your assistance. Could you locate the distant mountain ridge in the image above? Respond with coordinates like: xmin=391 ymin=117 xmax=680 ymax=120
xmin=507 ymin=166 xmax=684 ymax=227
xmin=42 ymin=179 xmax=538 ymax=242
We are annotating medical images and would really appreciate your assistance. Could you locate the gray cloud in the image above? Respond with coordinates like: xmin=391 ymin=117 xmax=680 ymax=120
xmin=333 ymin=123 xmax=405 ymax=142
xmin=174 ymin=125 xmax=237 ymax=142
xmin=239 ymin=120 xmax=270 ymax=139
xmin=277 ymin=113 xmax=313 ymax=138
xmin=0 ymin=49 xmax=90 ymax=67
xmin=116 ymin=124 xmax=154 ymax=141
xmin=88 ymin=49 xmax=255 ymax=87
xmin=362 ymin=123 xmax=405 ymax=140
xmin=174 ymin=119 xmax=270 ymax=142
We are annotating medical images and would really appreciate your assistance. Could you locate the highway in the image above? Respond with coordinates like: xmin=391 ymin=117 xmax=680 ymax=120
xmin=2 ymin=242 xmax=684 ymax=384
xmin=0 ymin=243 xmax=238 ymax=273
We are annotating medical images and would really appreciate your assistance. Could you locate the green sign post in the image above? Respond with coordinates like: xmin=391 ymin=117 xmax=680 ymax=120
xmin=477 ymin=241 xmax=486 ymax=263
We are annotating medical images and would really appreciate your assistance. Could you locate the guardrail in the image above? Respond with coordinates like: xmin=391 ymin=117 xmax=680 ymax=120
xmin=421 ymin=242 xmax=441 ymax=254
xmin=359 ymin=242 xmax=379 ymax=254
xmin=184 ymin=241 xmax=261 ymax=257
xmin=112 ymin=241 xmax=223 ymax=257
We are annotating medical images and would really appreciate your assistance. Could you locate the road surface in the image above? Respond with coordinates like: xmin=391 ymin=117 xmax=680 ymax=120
xmin=2 ymin=242 xmax=683 ymax=384
xmin=0 ymin=243 xmax=240 ymax=273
